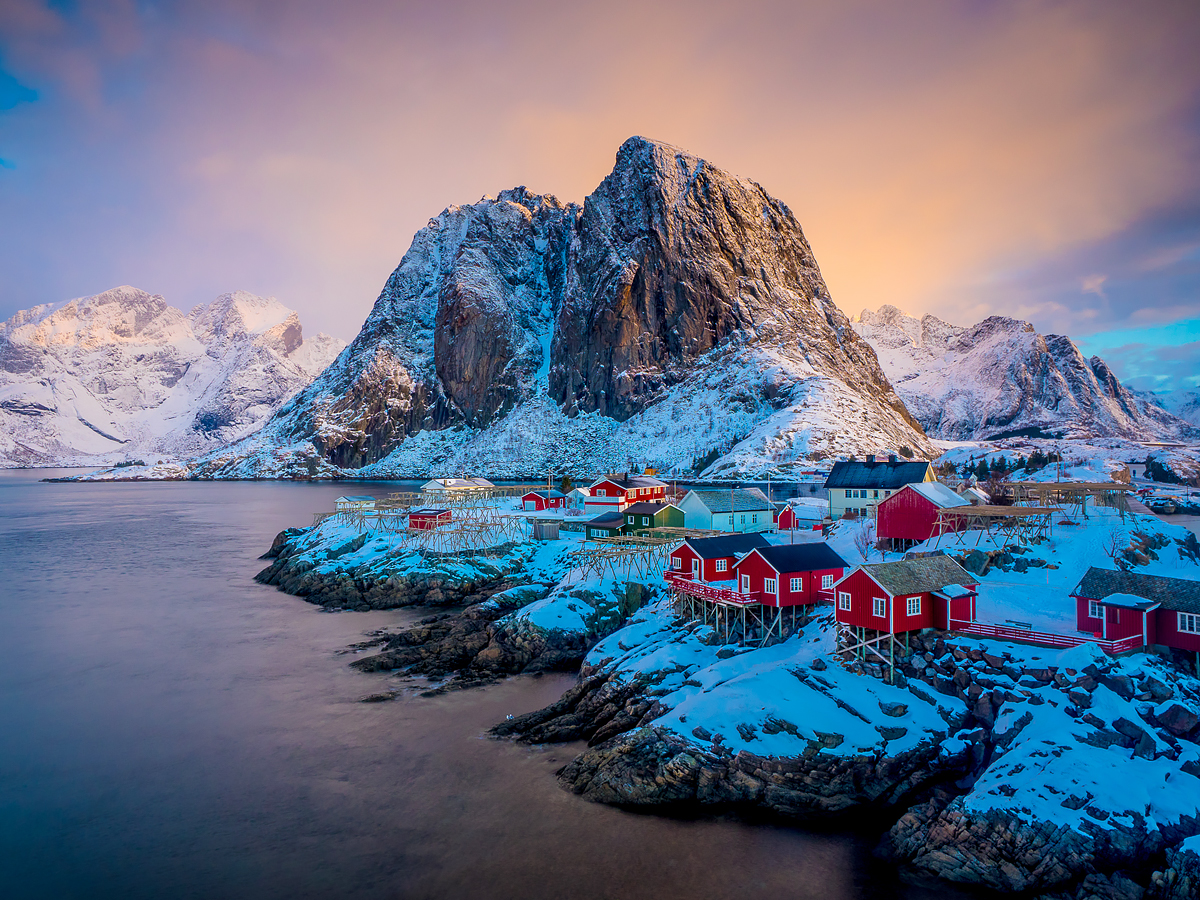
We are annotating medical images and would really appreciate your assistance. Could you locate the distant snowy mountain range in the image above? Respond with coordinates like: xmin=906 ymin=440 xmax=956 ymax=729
xmin=851 ymin=305 xmax=1193 ymax=443
xmin=0 ymin=286 xmax=344 ymax=467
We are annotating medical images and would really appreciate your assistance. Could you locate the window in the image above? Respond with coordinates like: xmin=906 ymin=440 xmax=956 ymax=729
xmin=765 ymin=578 xmax=777 ymax=594
xmin=590 ymin=529 xmax=598 ymax=537
xmin=597 ymin=489 xmax=606 ymax=497
xmin=1180 ymin=612 xmax=1200 ymax=635
xmin=751 ymin=514 xmax=758 ymax=524
xmin=838 ymin=592 xmax=851 ymax=610
xmin=740 ymin=514 xmax=746 ymax=524
xmin=642 ymin=516 xmax=650 ymax=526
xmin=627 ymin=516 xmax=634 ymax=524
xmin=1088 ymin=600 xmax=1102 ymax=619
xmin=728 ymin=514 xmax=735 ymax=524
xmin=845 ymin=490 xmax=853 ymax=499
xmin=821 ymin=575 xmax=834 ymax=590
xmin=673 ymin=557 xmax=682 ymax=570
xmin=790 ymin=577 xmax=801 ymax=592
xmin=873 ymin=490 xmax=879 ymax=499
xmin=741 ymin=575 xmax=750 ymax=592
xmin=906 ymin=596 xmax=921 ymax=616
xmin=715 ymin=559 xmax=728 ymax=572
xmin=872 ymin=597 xmax=887 ymax=618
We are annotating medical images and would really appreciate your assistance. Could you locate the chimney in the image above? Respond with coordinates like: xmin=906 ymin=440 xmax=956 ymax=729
xmin=867 ymin=454 xmax=876 ymax=464
xmin=888 ymin=453 xmax=898 ymax=463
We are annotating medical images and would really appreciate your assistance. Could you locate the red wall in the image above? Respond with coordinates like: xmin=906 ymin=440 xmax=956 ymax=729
xmin=834 ymin=568 xmax=968 ymax=633
xmin=1076 ymin=596 xmax=1104 ymax=636
xmin=522 ymin=493 xmax=563 ymax=510
xmin=410 ymin=511 xmax=451 ymax=530
xmin=669 ymin=546 xmax=737 ymax=583
xmin=1152 ymin=609 xmax=1198 ymax=652
xmin=732 ymin=551 xmax=844 ymax=607
xmin=876 ymin=487 xmax=947 ymax=542
xmin=1104 ymin=607 xmax=1144 ymax=642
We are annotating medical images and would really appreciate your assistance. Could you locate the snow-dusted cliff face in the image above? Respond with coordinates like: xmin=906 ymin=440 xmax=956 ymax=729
xmin=0 ymin=286 xmax=344 ymax=467
xmin=852 ymin=305 xmax=1191 ymax=441
xmin=1149 ymin=389 xmax=1200 ymax=429
xmin=195 ymin=137 xmax=932 ymax=479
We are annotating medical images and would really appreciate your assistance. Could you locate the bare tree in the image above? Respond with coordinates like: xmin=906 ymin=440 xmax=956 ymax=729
xmin=1102 ymin=526 xmax=1128 ymax=568
xmin=853 ymin=521 xmax=876 ymax=561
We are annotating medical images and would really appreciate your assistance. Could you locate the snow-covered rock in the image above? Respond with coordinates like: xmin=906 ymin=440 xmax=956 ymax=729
xmin=0 ymin=286 xmax=344 ymax=467
xmin=185 ymin=137 xmax=934 ymax=480
xmin=852 ymin=305 xmax=1193 ymax=442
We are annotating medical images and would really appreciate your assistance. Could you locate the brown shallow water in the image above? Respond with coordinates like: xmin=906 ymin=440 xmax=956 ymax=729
xmin=0 ymin=470 xmax=979 ymax=900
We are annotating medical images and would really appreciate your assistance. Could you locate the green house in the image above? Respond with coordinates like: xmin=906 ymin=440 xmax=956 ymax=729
xmin=621 ymin=502 xmax=685 ymax=535
xmin=586 ymin=512 xmax=626 ymax=539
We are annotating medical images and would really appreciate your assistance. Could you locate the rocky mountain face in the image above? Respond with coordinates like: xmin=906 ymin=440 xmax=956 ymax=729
xmin=0 ymin=286 xmax=344 ymax=467
xmin=199 ymin=137 xmax=932 ymax=479
xmin=852 ymin=305 xmax=1193 ymax=442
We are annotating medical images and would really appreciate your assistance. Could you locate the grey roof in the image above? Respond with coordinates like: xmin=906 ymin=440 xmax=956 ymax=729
xmin=859 ymin=557 xmax=977 ymax=596
xmin=622 ymin=502 xmax=678 ymax=516
xmin=587 ymin=512 xmax=626 ymax=528
xmin=683 ymin=533 xmax=771 ymax=559
xmin=525 ymin=490 xmax=565 ymax=499
xmin=336 ymin=496 xmax=377 ymax=502
xmin=825 ymin=460 xmax=933 ymax=490
xmin=688 ymin=487 xmax=773 ymax=513
xmin=1073 ymin=567 xmax=1200 ymax=615
xmin=751 ymin=543 xmax=848 ymax=574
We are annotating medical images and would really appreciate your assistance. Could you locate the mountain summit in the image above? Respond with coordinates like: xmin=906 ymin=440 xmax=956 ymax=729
xmin=195 ymin=137 xmax=933 ymax=479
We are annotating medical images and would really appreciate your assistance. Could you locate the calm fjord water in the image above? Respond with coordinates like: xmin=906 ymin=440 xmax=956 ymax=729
xmin=0 ymin=471 xmax=966 ymax=900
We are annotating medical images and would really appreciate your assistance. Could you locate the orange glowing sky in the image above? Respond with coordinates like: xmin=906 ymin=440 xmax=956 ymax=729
xmin=1 ymin=0 xmax=1198 ymax=386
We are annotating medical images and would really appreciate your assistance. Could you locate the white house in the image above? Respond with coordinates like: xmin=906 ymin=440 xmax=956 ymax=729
xmin=335 ymin=495 xmax=377 ymax=512
xmin=566 ymin=487 xmax=591 ymax=510
xmin=677 ymin=488 xmax=775 ymax=533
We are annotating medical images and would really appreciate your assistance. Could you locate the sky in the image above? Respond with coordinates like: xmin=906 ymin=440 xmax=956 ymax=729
xmin=1 ymin=0 xmax=1199 ymax=392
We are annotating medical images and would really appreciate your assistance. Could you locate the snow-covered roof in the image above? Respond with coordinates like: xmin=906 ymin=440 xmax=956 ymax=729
xmin=336 ymin=495 xmax=376 ymax=502
xmin=1097 ymin=592 xmax=1159 ymax=611
xmin=825 ymin=459 xmax=932 ymax=489
xmin=1074 ymin=567 xmax=1200 ymax=614
xmin=424 ymin=477 xmax=494 ymax=489
xmin=409 ymin=507 xmax=450 ymax=515
xmin=934 ymin=583 xmax=974 ymax=599
xmin=908 ymin=481 xmax=970 ymax=509
xmin=855 ymin=557 xmax=976 ymax=596
xmin=524 ymin=490 xmax=565 ymax=499
xmin=686 ymin=487 xmax=772 ymax=513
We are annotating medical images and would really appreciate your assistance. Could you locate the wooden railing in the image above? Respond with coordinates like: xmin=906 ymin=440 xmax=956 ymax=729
xmin=948 ymin=620 xmax=1143 ymax=654
xmin=664 ymin=571 xmax=762 ymax=606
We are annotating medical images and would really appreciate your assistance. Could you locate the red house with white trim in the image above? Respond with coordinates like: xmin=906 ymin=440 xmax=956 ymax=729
xmin=408 ymin=507 xmax=452 ymax=530
xmin=876 ymin=482 xmax=970 ymax=548
xmin=834 ymin=557 xmax=978 ymax=634
xmin=522 ymin=490 xmax=565 ymax=511
xmin=668 ymin=533 xmax=770 ymax=583
xmin=1072 ymin=567 xmax=1200 ymax=656
xmin=729 ymin=543 xmax=847 ymax=607
xmin=585 ymin=474 xmax=668 ymax=514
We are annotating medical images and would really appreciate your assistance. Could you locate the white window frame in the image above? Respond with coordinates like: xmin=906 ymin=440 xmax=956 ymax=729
xmin=872 ymin=597 xmax=887 ymax=618
xmin=627 ymin=515 xmax=635 ymax=524
xmin=821 ymin=575 xmax=834 ymax=590
xmin=597 ymin=489 xmax=606 ymax=497
xmin=728 ymin=514 xmax=734 ymax=525
xmin=751 ymin=513 xmax=758 ymax=524
xmin=692 ymin=559 xmax=700 ymax=578
xmin=642 ymin=516 xmax=650 ymax=526
xmin=838 ymin=591 xmax=851 ymax=611
xmin=906 ymin=596 xmax=921 ymax=617
xmin=740 ymin=514 xmax=746 ymax=524
xmin=1179 ymin=612 xmax=1200 ymax=635
xmin=790 ymin=577 xmax=801 ymax=592
xmin=715 ymin=559 xmax=728 ymax=572
xmin=764 ymin=578 xmax=777 ymax=595
xmin=741 ymin=575 xmax=750 ymax=592
xmin=1088 ymin=600 xmax=1102 ymax=619
xmin=673 ymin=556 xmax=682 ymax=570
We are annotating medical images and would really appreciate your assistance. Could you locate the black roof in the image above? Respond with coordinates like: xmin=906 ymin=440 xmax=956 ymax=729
xmin=825 ymin=459 xmax=933 ymax=490
xmin=623 ymin=502 xmax=678 ymax=516
xmin=682 ymin=533 xmax=771 ymax=559
xmin=749 ymin=543 xmax=848 ymax=574
xmin=1073 ymin=567 xmax=1200 ymax=615
xmin=587 ymin=512 xmax=626 ymax=528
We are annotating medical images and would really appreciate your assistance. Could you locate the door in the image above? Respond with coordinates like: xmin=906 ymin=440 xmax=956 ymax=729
xmin=691 ymin=559 xmax=699 ymax=580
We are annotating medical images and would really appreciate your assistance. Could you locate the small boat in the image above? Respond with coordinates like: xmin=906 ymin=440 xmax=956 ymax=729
xmin=1146 ymin=497 xmax=1177 ymax=514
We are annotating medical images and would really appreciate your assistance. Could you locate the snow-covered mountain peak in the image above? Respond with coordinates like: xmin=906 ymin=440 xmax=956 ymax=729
xmin=0 ymin=286 xmax=345 ymax=467
xmin=851 ymin=305 xmax=1192 ymax=441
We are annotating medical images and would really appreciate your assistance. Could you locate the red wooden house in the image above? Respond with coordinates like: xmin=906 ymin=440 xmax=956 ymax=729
xmin=876 ymin=482 xmax=970 ymax=549
xmin=522 ymin=489 xmax=565 ymax=511
xmin=729 ymin=544 xmax=847 ymax=607
xmin=834 ymin=556 xmax=978 ymax=635
xmin=668 ymin=533 xmax=770 ymax=583
xmin=408 ymin=507 xmax=452 ymax=530
xmin=585 ymin=473 xmax=668 ymax=514
xmin=1072 ymin=567 xmax=1200 ymax=659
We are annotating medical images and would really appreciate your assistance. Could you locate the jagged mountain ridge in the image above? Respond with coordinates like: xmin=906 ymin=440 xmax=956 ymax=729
xmin=851 ymin=305 xmax=1192 ymax=441
xmin=0 ymin=286 xmax=345 ymax=467
xmin=196 ymin=137 xmax=933 ymax=479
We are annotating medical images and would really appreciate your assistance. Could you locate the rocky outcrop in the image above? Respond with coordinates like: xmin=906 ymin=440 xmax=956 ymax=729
xmin=193 ymin=137 xmax=933 ymax=479
xmin=852 ymin=305 xmax=1193 ymax=441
